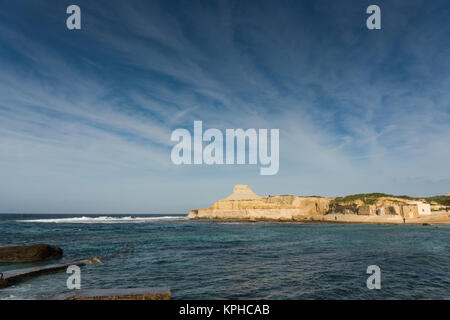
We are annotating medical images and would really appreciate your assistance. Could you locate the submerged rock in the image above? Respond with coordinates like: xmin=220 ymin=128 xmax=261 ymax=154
xmin=0 ymin=244 xmax=63 ymax=263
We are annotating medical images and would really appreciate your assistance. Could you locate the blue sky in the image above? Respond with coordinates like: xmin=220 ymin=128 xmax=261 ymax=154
xmin=0 ymin=0 xmax=449 ymax=213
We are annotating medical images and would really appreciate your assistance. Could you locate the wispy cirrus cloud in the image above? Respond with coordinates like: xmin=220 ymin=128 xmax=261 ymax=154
xmin=0 ymin=0 xmax=449 ymax=213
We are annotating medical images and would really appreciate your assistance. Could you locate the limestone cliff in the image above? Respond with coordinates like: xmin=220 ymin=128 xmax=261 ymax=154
xmin=188 ymin=185 xmax=331 ymax=221
xmin=187 ymin=185 xmax=450 ymax=224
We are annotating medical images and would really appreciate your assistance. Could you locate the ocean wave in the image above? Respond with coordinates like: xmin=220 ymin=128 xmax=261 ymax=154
xmin=16 ymin=216 xmax=185 ymax=223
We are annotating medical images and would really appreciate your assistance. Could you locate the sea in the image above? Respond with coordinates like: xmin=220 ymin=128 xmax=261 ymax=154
xmin=0 ymin=214 xmax=449 ymax=300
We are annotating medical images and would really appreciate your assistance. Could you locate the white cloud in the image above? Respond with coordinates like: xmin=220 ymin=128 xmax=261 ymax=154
xmin=0 ymin=0 xmax=448 ymax=213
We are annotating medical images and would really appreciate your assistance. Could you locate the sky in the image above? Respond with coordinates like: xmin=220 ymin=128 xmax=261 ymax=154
xmin=0 ymin=0 xmax=449 ymax=214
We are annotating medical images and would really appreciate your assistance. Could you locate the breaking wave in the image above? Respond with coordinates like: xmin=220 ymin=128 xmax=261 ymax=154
xmin=17 ymin=216 xmax=185 ymax=224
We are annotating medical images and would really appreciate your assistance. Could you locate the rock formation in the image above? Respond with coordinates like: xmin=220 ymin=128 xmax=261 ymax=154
xmin=188 ymin=185 xmax=331 ymax=221
xmin=187 ymin=185 xmax=449 ymax=224
xmin=55 ymin=287 xmax=171 ymax=300
xmin=223 ymin=184 xmax=261 ymax=200
xmin=0 ymin=244 xmax=63 ymax=263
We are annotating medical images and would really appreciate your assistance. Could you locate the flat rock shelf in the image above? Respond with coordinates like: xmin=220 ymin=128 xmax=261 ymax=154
xmin=52 ymin=287 xmax=171 ymax=300
xmin=0 ymin=260 xmax=91 ymax=288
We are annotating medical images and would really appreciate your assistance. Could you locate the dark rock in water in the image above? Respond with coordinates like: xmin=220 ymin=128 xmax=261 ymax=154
xmin=422 ymin=223 xmax=432 ymax=226
xmin=0 ymin=244 xmax=63 ymax=263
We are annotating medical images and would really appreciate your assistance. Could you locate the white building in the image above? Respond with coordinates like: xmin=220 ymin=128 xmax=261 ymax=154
xmin=407 ymin=201 xmax=431 ymax=216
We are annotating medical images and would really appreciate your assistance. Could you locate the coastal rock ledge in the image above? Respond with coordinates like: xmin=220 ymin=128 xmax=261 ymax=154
xmin=0 ymin=244 xmax=63 ymax=263
xmin=187 ymin=185 xmax=450 ymax=224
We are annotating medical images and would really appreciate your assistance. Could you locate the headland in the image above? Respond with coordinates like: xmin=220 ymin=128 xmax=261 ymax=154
xmin=188 ymin=185 xmax=450 ymax=224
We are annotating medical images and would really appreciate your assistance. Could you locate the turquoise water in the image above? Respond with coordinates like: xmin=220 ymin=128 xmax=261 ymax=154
xmin=0 ymin=214 xmax=449 ymax=299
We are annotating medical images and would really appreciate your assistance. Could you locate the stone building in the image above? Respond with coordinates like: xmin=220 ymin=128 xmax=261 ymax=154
xmin=358 ymin=205 xmax=376 ymax=216
xmin=401 ymin=205 xmax=419 ymax=218
xmin=385 ymin=205 xmax=401 ymax=215
xmin=407 ymin=201 xmax=431 ymax=215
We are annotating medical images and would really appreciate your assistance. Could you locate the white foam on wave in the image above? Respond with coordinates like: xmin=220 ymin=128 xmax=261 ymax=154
xmin=17 ymin=216 xmax=185 ymax=224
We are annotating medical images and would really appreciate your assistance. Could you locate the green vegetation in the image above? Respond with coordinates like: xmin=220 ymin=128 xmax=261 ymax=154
xmin=334 ymin=193 xmax=450 ymax=206
xmin=424 ymin=196 xmax=450 ymax=206
xmin=333 ymin=193 xmax=410 ymax=205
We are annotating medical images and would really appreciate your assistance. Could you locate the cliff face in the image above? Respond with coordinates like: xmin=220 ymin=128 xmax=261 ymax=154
xmin=188 ymin=185 xmax=331 ymax=221
xmin=187 ymin=185 xmax=450 ymax=224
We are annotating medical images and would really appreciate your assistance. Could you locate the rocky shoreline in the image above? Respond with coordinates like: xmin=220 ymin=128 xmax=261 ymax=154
xmin=189 ymin=213 xmax=450 ymax=225
xmin=188 ymin=185 xmax=450 ymax=225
